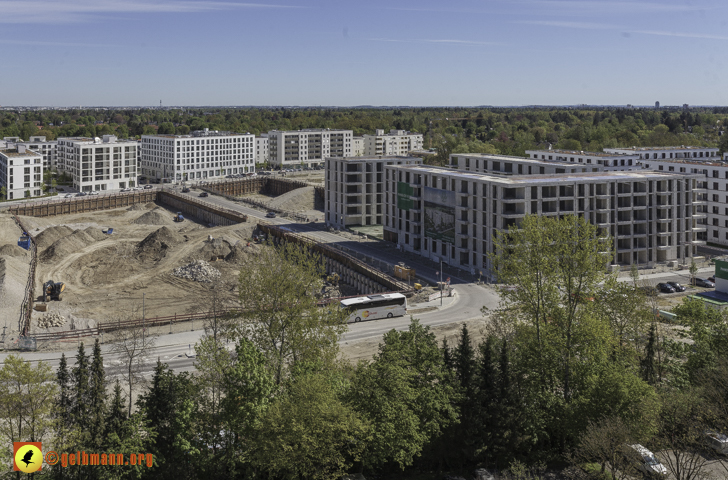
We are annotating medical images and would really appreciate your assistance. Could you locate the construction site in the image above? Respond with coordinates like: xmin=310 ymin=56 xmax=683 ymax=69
xmin=0 ymin=175 xmax=406 ymax=350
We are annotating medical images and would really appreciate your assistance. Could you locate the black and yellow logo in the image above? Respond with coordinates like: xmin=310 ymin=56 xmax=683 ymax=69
xmin=13 ymin=442 xmax=43 ymax=473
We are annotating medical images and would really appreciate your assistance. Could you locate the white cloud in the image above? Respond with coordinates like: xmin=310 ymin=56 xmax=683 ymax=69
xmin=369 ymin=38 xmax=500 ymax=47
xmin=631 ymin=30 xmax=728 ymax=41
xmin=0 ymin=0 xmax=303 ymax=24
xmin=516 ymin=20 xmax=620 ymax=29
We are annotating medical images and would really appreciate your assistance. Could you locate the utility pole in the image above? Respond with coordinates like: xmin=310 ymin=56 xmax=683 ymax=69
xmin=440 ymin=259 xmax=443 ymax=306
xmin=142 ymin=293 xmax=145 ymax=343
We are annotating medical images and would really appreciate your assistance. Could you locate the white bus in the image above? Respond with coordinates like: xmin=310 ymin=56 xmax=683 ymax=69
xmin=340 ymin=293 xmax=407 ymax=323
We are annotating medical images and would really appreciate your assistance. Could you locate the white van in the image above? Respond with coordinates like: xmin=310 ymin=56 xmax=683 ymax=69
xmin=705 ymin=431 xmax=728 ymax=455
xmin=626 ymin=444 xmax=667 ymax=476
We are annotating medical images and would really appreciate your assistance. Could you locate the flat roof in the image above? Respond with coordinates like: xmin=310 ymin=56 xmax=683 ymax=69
xmin=453 ymin=153 xmax=607 ymax=167
xmin=389 ymin=164 xmax=699 ymax=184
xmin=0 ymin=148 xmax=42 ymax=158
xmin=640 ymin=159 xmax=728 ymax=167
xmin=527 ymin=149 xmax=638 ymax=158
xmin=608 ymin=146 xmax=719 ymax=151
xmin=327 ymin=155 xmax=420 ymax=162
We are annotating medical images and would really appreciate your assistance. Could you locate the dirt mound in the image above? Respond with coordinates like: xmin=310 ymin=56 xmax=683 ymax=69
xmin=268 ymin=186 xmax=315 ymax=212
xmin=0 ymin=244 xmax=29 ymax=257
xmin=198 ymin=238 xmax=232 ymax=261
xmin=136 ymin=226 xmax=185 ymax=262
xmin=82 ymin=226 xmax=108 ymax=241
xmin=225 ymin=242 xmax=261 ymax=263
xmin=133 ymin=207 xmax=174 ymax=226
xmin=126 ymin=204 xmax=147 ymax=211
xmin=35 ymin=225 xmax=74 ymax=249
xmin=40 ymin=229 xmax=97 ymax=263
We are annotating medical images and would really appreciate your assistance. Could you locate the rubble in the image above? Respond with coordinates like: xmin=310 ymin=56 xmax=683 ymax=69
xmin=172 ymin=260 xmax=221 ymax=283
xmin=37 ymin=312 xmax=66 ymax=328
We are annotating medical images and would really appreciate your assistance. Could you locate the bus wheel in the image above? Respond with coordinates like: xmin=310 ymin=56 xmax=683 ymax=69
xmin=387 ymin=313 xmax=393 ymax=318
xmin=355 ymin=317 xmax=361 ymax=323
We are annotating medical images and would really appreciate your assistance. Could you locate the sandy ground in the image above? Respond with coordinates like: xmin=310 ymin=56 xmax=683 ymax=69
xmin=0 ymin=215 xmax=32 ymax=337
xmin=21 ymin=202 xmax=260 ymax=334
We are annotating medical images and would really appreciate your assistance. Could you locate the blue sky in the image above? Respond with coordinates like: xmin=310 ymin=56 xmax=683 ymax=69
xmin=0 ymin=0 xmax=726 ymax=106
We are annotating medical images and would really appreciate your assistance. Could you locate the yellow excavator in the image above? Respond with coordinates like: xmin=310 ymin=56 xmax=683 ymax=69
xmin=43 ymin=280 xmax=65 ymax=302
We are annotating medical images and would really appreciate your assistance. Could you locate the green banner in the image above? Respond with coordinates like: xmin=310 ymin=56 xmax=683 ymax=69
xmin=715 ymin=259 xmax=728 ymax=281
xmin=397 ymin=182 xmax=414 ymax=211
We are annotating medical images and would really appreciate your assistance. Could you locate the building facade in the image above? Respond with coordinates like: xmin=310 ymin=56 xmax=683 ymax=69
xmin=56 ymin=135 xmax=138 ymax=192
xmin=449 ymin=153 xmax=605 ymax=175
xmin=267 ymin=129 xmax=353 ymax=168
xmin=325 ymin=156 xmax=422 ymax=229
xmin=255 ymin=135 xmax=269 ymax=165
xmin=383 ymin=165 xmax=703 ymax=277
xmin=363 ymin=129 xmax=424 ymax=157
xmin=352 ymin=136 xmax=364 ymax=156
xmin=141 ymin=129 xmax=255 ymax=183
xmin=525 ymin=149 xmax=641 ymax=171
xmin=0 ymin=146 xmax=44 ymax=199
xmin=604 ymin=146 xmax=719 ymax=160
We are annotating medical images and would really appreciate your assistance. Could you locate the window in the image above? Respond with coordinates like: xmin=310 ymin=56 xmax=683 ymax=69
xmin=714 ymin=230 xmax=719 ymax=238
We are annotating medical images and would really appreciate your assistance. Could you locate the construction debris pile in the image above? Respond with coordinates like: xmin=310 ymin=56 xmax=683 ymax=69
xmin=37 ymin=312 xmax=66 ymax=328
xmin=172 ymin=260 xmax=221 ymax=283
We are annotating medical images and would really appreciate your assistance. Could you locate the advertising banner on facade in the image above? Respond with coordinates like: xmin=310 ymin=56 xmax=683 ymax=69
xmin=715 ymin=259 xmax=728 ymax=281
xmin=397 ymin=182 xmax=415 ymax=211
xmin=424 ymin=187 xmax=455 ymax=244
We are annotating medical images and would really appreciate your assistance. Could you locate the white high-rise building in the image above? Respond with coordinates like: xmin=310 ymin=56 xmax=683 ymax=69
xmin=267 ymin=129 xmax=353 ymax=168
xmin=352 ymin=137 xmax=364 ymax=156
xmin=363 ymin=129 xmax=424 ymax=157
xmin=141 ymin=129 xmax=255 ymax=183
xmin=56 ymin=135 xmax=138 ymax=192
xmin=0 ymin=145 xmax=44 ymax=200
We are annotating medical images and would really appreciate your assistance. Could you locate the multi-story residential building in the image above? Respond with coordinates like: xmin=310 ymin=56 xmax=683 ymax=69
xmin=56 ymin=135 xmax=138 ymax=192
xmin=363 ymin=129 xmax=424 ymax=157
xmin=383 ymin=165 xmax=703 ymax=278
xmin=352 ymin=136 xmax=364 ymax=156
xmin=267 ymin=129 xmax=353 ymax=168
xmin=525 ymin=148 xmax=641 ymax=171
xmin=0 ymin=146 xmax=44 ymax=199
xmin=449 ymin=153 xmax=605 ymax=175
xmin=605 ymin=146 xmax=719 ymax=161
xmin=3 ymin=136 xmax=58 ymax=169
xmin=255 ymin=135 xmax=269 ymax=165
xmin=325 ymin=156 xmax=422 ymax=229
xmin=141 ymin=129 xmax=254 ymax=183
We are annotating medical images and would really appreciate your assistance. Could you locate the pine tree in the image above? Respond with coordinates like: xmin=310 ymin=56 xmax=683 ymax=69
xmin=106 ymin=379 xmax=127 ymax=442
xmin=642 ymin=323 xmax=656 ymax=385
xmin=453 ymin=324 xmax=477 ymax=467
xmin=88 ymin=339 xmax=107 ymax=448
xmin=56 ymin=353 xmax=72 ymax=428
xmin=71 ymin=342 xmax=90 ymax=446
xmin=455 ymin=324 xmax=475 ymax=391
xmin=476 ymin=336 xmax=498 ymax=464
xmin=496 ymin=339 xmax=519 ymax=462
xmin=442 ymin=337 xmax=453 ymax=370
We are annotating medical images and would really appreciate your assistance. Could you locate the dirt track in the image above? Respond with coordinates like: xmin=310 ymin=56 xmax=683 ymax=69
xmin=22 ymin=202 xmax=258 ymax=334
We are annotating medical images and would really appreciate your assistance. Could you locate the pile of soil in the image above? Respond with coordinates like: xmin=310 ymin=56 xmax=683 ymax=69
xmin=35 ymin=225 xmax=74 ymax=249
xmin=133 ymin=207 xmax=174 ymax=226
xmin=225 ymin=242 xmax=261 ymax=263
xmin=267 ymin=186 xmax=315 ymax=213
xmin=136 ymin=226 xmax=185 ymax=262
xmin=82 ymin=226 xmax=109 ymax=241
xmin=40 ymin=230 xmax=98 ymax=263
xmin=197 ymin=238 xmax=232 ymax=261
xmin=0 ymin=244 xmax=29 ymax=257
xmin=126 ymin=204 xmax=147 ymax=211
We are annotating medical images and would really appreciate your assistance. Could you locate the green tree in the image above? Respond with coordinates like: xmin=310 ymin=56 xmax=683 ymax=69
xmin=88 ymin=338 xmax=107 ymax=449
xmin=348 ymin=319 xmax=458 ymax=470
xmin=0 ymin=355 xmax=58 ymax=468
xmin=235 ymin=241 xmax=346 ymax=384
xmin=254 ymin=372 xmax=369 ymax=480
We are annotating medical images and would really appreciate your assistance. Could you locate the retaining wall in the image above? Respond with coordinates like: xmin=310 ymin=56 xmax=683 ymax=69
xmin=5 ymin=191 xmax=157 ymax=217
xmin=157 ymin=191 xmax=247 ymax=226
xmin=207 ymin=177 xmax=309 ymax=198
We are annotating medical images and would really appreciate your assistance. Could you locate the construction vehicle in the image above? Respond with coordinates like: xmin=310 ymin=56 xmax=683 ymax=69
xmin=174 ymin=212 xmax=184 ymax=222
xmin=17 ymin=233 xmax=31 ymax=250
xmin=43 ymin=280 xmax=65 ymax=302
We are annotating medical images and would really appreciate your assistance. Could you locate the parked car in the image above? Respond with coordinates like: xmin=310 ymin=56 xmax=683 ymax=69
xmin=182 ymin=187 xmax=190 ymax=193
xmin=89 ymin=191 xmax=99 ymax=195
xmin=199 ymin=192 xmax=208 ymax=197
xmin=64 ymin=194 xmax=73 ymax=198
xmin=694 ymin=277 xmax=715 ymax=288
xmin=656 ymin=283 xmax=676 ymax=294
xmin=265 ymin=212 xmax=276 ymax=218
xmin=705 ymin=431 xmax=728 ymax=455
xmin=144 ymin=185 xmax=153 ymax=189
xmin=76 ymin=192 xmax=87 ymax=197
xmin=667 ymin=281 xmax=686 ymax=292
xmin=121 ymin=188 xmax=131 ymax=192
xmin=625 ymin=444 xmax=667 ymax=477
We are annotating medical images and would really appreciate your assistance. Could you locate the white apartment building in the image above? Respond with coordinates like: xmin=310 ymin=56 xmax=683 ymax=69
xmin=352 ymin=137 xmax=364 ymax=156
xmin=141 ymin=129 xmax=255 ymax=183
xmin=383 ymin=165 xmax=703 ymax=277
xmin=255 ymin=135 xmax=269 ymax=165
xmin=3 ymin=136 xmax=58 ymax=170
xmin=325 ymin=156 xmax=422 ymax=229
xmin=56 ymin=135 xmax=138 ymax=192
xmin=525 ymin=149 xmax=641 ymax=171
xmin=0 ymin=146 xmax=44 ymax=200
xmin=605 ymin=146 xmax=719 ymax=161
xmin=449 ymin=153 xmax=605 ymax=175
xmin=364 ymin=129 xmax=424 ymax=157
xmin=267 ymin=129 xmax=353 ymax=168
